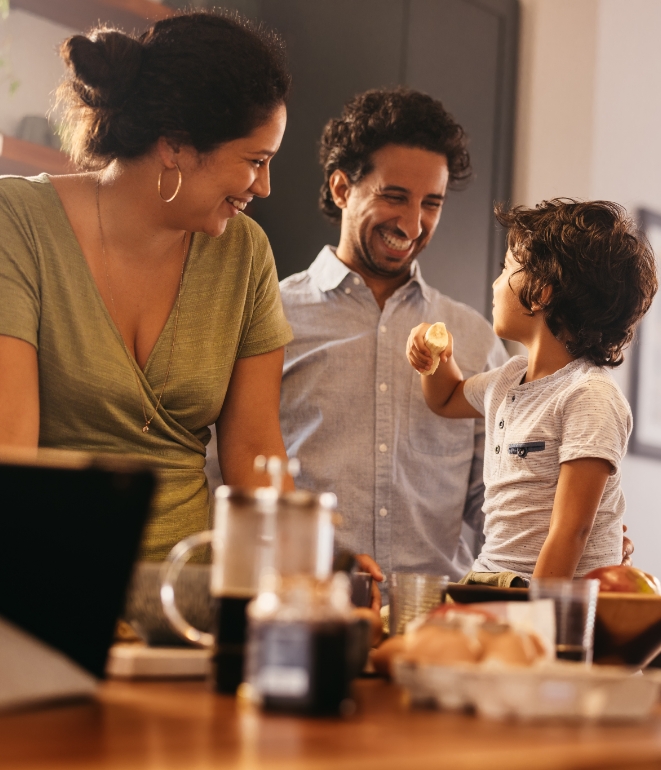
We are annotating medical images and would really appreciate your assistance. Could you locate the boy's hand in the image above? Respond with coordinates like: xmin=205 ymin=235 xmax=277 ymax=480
xmin=406 ymin=323 xmax=454 ymax=374
xmin=406 ymin=325 xmax=479 ymax=419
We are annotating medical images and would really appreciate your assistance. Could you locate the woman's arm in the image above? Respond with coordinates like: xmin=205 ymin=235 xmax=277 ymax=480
xmin=532 ymin=457 xmax=612 ymax=578
xmin=406 ymin=323 xmax=482 ymax=419
xmin=0 ymin=335 xmax=39 ymax=447
xmin=215 ymin=346 xmax=294 ymax=490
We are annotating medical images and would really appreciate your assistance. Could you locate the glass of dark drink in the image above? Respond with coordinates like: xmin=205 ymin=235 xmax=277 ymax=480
xmin=349 ymin=572 xmax=373 ymax=608
xmin=244 ymin=573 xmax=356 ymax=715
xmin=211 ymin=592 xmax=253 ymax=693
xmin=529 ymin=578 xmax=600 ymax=663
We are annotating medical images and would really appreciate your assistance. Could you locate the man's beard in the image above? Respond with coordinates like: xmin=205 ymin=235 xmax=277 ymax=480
xmin=354 ymin=230 xmax=418 ymax=279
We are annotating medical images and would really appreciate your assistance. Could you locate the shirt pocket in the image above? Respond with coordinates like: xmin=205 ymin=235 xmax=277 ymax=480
xmin=408 ymin=375 xmax=473 ymax=456
xmin=504 ymin=435 xmax=560 ymax=483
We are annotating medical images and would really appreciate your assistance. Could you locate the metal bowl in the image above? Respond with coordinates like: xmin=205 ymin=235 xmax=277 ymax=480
xmin=123 ymin=562 xmax=214 ymax=646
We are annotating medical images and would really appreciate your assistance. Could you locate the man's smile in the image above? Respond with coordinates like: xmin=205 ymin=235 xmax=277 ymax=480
xmin=377 ymin=227 xmax=414 ymax=253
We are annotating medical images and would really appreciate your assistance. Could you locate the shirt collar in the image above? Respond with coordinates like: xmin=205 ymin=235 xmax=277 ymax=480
xmin=307 ymin=246 xmax=352 ymax=292
xmin=308 ymin=245 xmax=433 ymax=303
xmin=403 ymin=259 xmax=433 ymax=304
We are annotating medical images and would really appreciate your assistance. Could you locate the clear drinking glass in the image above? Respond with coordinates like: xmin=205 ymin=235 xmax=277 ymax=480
xmin=529 ymin=578 xmax=600 ymax=663
xmin=389 ymin=573 xmax=449 ymax=635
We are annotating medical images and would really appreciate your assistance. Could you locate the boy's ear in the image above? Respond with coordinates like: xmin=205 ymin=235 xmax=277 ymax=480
xmin=532 ymin=284 xmax=553 ymax=311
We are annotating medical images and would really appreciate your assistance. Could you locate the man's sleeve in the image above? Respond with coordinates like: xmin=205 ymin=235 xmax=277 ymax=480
xmin=237 ymin=220 xmax=293 ymax=359
xmin=0 ymin=187 xmax=40 ymax=348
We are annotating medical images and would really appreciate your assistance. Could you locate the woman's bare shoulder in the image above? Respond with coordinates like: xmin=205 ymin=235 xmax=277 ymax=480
xmin=47 ymin=172 xmax=96 ymax=204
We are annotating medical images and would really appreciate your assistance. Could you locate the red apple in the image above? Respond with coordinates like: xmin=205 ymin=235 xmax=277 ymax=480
xmin=583 ymin=565 xmax=661 ymax=595
xmin=643 ymin=570 xmax=661 ymax=594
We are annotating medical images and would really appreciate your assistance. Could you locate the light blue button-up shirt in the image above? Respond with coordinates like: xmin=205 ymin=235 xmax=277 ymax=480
xmin=279 ymin=247 xmax=508 ymax=582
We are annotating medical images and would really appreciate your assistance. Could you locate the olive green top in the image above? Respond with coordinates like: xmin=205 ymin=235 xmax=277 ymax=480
xmin=0 ymin=174 xmax=293 ymax=559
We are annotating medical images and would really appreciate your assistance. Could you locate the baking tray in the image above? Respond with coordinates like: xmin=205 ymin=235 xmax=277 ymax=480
xmin=447 ymin=584 xmax=529 ymax=604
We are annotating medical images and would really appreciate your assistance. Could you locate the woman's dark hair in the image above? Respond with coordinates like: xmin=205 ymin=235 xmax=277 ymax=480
xmin=57 ymin=11 xmax=291 ymax=169
xmin=319 ymin=87 xmax=471 ymax=222
xmin=495 ymin=199 xmax=658 ymax=367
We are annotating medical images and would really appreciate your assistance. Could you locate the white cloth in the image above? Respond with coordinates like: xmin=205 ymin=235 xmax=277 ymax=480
xmin=463 ymin=356 xmax=631 ymax=578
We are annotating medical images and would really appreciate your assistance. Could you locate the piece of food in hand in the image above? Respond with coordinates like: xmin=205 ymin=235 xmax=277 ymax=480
xmin=584 ymin=565 xmax=661 ymax=595
xmin=422 ymin=322 xmax=449 ymax=376
xmin=479 ymin=625 xmax=545 ymax=665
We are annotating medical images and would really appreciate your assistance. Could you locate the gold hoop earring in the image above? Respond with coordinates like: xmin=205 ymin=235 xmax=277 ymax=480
xmin=158 ymin=164 xmax=182 ymax=203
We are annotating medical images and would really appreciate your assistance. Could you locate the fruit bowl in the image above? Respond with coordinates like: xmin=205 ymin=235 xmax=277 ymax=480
xmin=593 ymin=593 xmax=661 ymax=667
xmin=446 ymin=584 xmax=661 ymax=668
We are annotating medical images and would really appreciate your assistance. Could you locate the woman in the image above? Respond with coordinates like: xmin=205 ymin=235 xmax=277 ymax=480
xmin=0 ymin=12 xmax=293 ymax=559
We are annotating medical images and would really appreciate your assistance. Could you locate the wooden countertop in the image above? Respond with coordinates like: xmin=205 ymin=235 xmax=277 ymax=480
xmin=3 ymin=678 xmax=661 ymax=770
xmin=0 ymin=680 xmax=661 ymax=770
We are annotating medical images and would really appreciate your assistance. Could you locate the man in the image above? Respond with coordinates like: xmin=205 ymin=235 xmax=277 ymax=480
xmin=279 ymin=88 xmax=508 ymax=585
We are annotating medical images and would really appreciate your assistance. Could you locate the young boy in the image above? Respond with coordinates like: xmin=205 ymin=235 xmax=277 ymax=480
xmin=406 ymin=199 xmax=657 ymax=580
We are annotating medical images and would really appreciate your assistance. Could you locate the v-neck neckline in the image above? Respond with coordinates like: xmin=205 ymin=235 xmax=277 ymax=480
xmin=43 ymin=174 xmax=194 ymax=378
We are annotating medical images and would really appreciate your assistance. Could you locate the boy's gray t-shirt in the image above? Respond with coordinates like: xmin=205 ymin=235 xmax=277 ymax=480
xmin=464 ymin=355 xmax=631 ymax=578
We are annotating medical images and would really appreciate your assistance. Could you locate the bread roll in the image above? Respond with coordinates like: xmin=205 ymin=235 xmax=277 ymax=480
xmin=422 ymin=322 xmax=449 ymax=376
xmin=403 ymin=625 xmax=481 ymax=665
xmin=478 ymin=626 xmax=544 ymax=666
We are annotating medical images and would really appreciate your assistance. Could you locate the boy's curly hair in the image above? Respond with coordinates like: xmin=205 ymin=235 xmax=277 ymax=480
xmin=319 ymin=87 xmax=471 ymax=222
xmin=496 ymin=199 xmax=658 ymax=367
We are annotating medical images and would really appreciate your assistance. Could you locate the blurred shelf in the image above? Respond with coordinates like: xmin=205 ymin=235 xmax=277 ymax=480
xmin=0 ymin=135 xmax=73 ymax=176
xmin=11 ymin=0 xmax=173 ymax=32
xmin=4 ymin=2 xmax=174 ymax=174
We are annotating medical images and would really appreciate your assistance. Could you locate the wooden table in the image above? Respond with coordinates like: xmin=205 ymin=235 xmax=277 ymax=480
xmin=4 ymin=678 xmax=661 ymax=770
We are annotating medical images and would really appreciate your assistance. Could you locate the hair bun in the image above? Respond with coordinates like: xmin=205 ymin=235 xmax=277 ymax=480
xmin=60 ymin=29 xmax=142 ymax=109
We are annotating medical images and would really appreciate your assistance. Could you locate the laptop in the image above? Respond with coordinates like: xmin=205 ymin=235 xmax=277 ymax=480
xmin=0 ymin=449 xmax=155 ymax=709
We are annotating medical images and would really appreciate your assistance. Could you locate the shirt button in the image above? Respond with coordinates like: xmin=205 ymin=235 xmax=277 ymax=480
xmin=379 ymin=383 xmax=388 ymax=392
xmin=379 ymin=507 xmax=388 ymax=517
xmin=511 ymin=395 xmax=515 ymax=402
xmin=499 ymin=420 xmax=504 ymax=429
xmin=495 ymin=445 xmax=501 ymax=454
xmin=344 ymin=287 xmax=352 ymax=294
xmin=379 ymin=443 xmax=388 ymax=453
xmin=353 ymin=276 xmax=360 ymax=285
xmin=380 ymin=325 xmax=387 ymax=333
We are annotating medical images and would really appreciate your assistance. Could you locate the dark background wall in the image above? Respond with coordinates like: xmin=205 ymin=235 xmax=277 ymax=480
xmin=169 ymin=0 xmax=519 ymax=318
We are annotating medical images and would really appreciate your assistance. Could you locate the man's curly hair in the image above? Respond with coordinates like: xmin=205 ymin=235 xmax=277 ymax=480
xmin=319 ymin=88 xmax=471 ymax=222
xmin=496 ymin=199 xmax=658 ymax=367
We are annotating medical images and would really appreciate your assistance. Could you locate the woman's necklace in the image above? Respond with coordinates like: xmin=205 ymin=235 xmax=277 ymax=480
xmin=96 ymin=177 xmax=189 ymax=433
